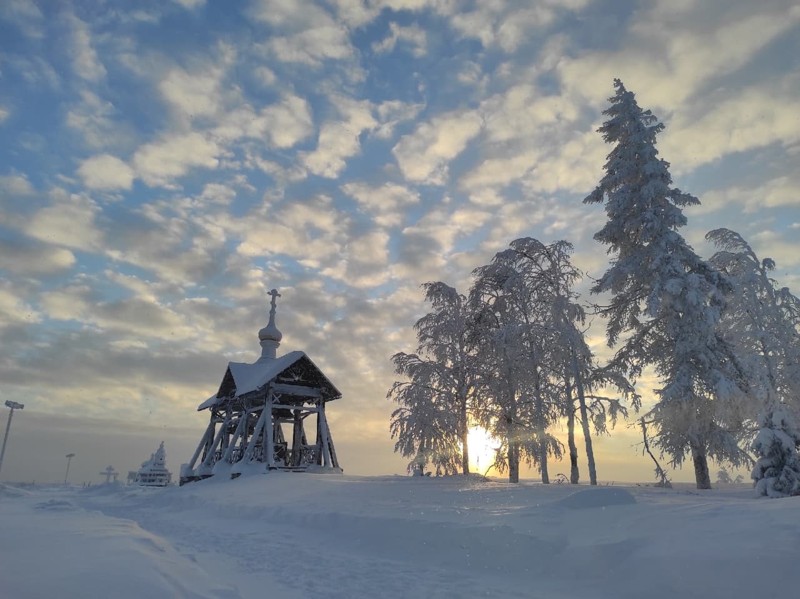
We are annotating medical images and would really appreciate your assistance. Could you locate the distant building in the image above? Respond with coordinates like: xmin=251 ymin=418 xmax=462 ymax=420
xmin=99 ymin=465 xmax=119 ymax=484
xmin=132 ymin=441 xmax=172 ymax=487
xmin=180 ymin=289 xmax=342 ymax=485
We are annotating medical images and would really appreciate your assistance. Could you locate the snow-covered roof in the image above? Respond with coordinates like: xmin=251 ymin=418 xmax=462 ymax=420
xmin=197 ymin=350 xmax=341 ymax=410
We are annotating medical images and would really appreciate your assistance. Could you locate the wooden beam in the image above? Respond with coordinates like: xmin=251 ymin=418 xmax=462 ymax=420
xmin=242 ymin=408 xmax=267 ymax=462
xmin=265 ymin=390 xmax=275 ymax=469
xmin=187 ymin=420 xmax=215 ymax=470
xmin=272 ymin=383 xmax=322 ymax=398
xmin=271 ymin=403 xmax=320 ymax=412
xmin=221 ymin=411 xmax=248 ymax=463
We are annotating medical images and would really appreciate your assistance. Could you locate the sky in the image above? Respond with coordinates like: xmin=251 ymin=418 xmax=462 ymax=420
xmin=0 ymin=0 xmax=798 ymax=485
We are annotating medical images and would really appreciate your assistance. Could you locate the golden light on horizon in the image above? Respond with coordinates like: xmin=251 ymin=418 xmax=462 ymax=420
xmin=467 ymin=426 xmax=501 ymax=475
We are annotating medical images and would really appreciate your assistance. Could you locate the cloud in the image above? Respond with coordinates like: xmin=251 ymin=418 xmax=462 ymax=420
xmin=4 ymin=55 xmax=60 ymax=89
xmin=341 ymin=182 xmax=421 ymax=228
xmin=248 ymin=0 xmax=353 ymax=66
xmin=661 ymin=83 xmax=800 ymax=172
xmin=65 ymin=90 xmax=130 ymax=150
xmin=237 ymin=195 xmax=349 ymax=269
xmin=133 ymin=132 xmax=220 ymax=187
xmin=25 ymin=190 xmax=103 ymax=252
xmin=160 ymin=68 xmax=223 ymax=120
xmin=0 ymin=0 xmax=44 ymax=39
xmin=65 ymin=11 xmax=106 ymax=82
xmin=207 ymin=92 xmax=314 ymax=151
xmin=322 ymin=229 xmax=392 ymax=288
xmin=302 ymin=97 xmax=377 ymax=178
xmin=392 ymin=204 xmax=495 ymax=283
xmin=0 ymin=282 xmax=41 ymax=328
xmin=392 ymin=109 xmax=483 ymax=185
xmin=372 ymin=22 xmax=428 ymax=57
xmin=78 ymin=154 xmax=135 ymax=190
xmin=449 ymin=1 xmax=590 ymax=51
xmin=0 ymin=105 xmax=9 ymax=123
xmin=558 ymin=1 xmax=800 ymax=111
xmin=261 ymin=94 xmax=314 ymax=148
xmin=697 ymin=174 xmax=800 ymax=216
xmin=40 ymin=283 xmax=198 ymax=340
xmin=252 ymin=66 xmax=276 ymax=87
xmin=100 ymin=197 xmax=235 ymax=286
xmin=0 ymin=173 xmax=35 ymax=197
xmin=374 ymin=100 xmax=425 ymax=140
xmin=0 ymin=238 xmax=76 ymax=275
xmin=172 ymin=0 xmax=206 ymax=8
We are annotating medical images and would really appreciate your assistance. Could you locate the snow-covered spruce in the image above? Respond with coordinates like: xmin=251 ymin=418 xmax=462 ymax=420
xmin=751 ymin=407 xmax=800 ymax=497
xmin=584 ymin=79 xmax=748 ymax=489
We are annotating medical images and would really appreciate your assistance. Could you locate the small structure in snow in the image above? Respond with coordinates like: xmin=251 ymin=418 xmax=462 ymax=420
xmin=132 ymin=441 xmax=172 ymax=486
xmin=99 ymin=465 xmax=119 ymax=484
xmin=180 ymin=289 xmax=342 ymax=485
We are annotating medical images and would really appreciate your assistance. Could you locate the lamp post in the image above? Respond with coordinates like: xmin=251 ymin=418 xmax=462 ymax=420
xmin=64 ymin=453 xmax=75 ymax=485
xmin=0 ymin=400 xmax=24 ymax=478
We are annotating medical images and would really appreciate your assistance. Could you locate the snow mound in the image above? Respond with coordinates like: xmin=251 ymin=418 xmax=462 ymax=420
xmin=34 ymin=498 xmax=78 ymax=511
xmin=0 ymin=483 xmax=34 ymax=498
xmin=554 ymin=487 xmax=636 ymax=509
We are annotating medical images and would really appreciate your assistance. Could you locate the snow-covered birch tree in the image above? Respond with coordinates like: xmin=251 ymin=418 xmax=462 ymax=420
xmin=471 ymin=246 xmax=562 ymax=483
xmin=499 ymin=238 xmax=637 ymax=485
xmin=707 ymin=228 xmax=800 ymax=497
xmin=388 ymin=282 xmax=481 ymax=475
xmin=584 ymin=79 xmax=747 ymax=489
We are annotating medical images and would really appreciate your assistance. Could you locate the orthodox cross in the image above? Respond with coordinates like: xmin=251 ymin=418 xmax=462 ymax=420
xmin=268 ymin=288 xmax=281 ymax=318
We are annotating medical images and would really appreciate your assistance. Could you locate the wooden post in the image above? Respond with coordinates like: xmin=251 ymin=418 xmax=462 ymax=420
xmin=317 ymin=405 xmax=334 ymax=467
xmin=291 ymin=410 xmax=303 ymax=467
xmin=265 ymin=390 xmax=275 ymax=469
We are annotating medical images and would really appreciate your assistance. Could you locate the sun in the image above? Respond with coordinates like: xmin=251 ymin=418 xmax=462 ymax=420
xmin=467 ymin=426 xmax=501 ymax=474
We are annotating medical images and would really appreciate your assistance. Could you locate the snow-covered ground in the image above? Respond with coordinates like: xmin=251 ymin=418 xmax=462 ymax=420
xmin=1 ymin=474 xmax=797 ymax=598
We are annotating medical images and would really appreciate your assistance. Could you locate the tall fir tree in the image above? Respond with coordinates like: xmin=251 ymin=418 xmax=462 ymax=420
xmin=585 ymin=79 xmax=747 ymax=489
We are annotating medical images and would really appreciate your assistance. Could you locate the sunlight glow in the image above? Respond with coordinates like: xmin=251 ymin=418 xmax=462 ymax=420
xmin=467 ymin=426 xmax=501 ymax=474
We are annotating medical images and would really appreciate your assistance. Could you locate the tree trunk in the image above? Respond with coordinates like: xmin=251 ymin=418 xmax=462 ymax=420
xmin=508 ymin=436 xmax=520 ymax=483
xmin=533 ymin=370 xmax=549 ymax=484
xmin=506 ymin=415 xmax=520 ymax=483
xmin=565 ymin=375 xmax=579 ymax=484
xmin=572 ymin=351 xmax=597 ymax=485
xmin=539 ymin=440 xmax=550 ymax=484
xmin=460 ymin=397 xmax=470 ymax=475
xmin=691 ymin=441 xmax=711 ymax=489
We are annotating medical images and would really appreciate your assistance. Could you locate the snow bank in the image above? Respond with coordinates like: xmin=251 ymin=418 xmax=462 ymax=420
xmin=0 ymin=488 xmax=239 ymax=599
xmin=1 ymin=477 xmax=797 ymax=598
xmin=554 ymin=486 xmax=637 ymax=509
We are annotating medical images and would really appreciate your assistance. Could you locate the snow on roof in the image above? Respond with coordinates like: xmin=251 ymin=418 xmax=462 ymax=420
xmin=228 ymin=350 xmax=306 ymax=396
xmin=197 ymin=394 xmax=219 ymax=411
xmin=197 ymin=350 xmax=340 ymax=410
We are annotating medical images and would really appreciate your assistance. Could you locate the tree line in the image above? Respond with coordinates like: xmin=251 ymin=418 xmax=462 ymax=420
xmin=388 ymin=80 xmax=800 ymax=497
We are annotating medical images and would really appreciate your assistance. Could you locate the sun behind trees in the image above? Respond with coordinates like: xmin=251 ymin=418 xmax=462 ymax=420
xmin=388 ymin=79 xmax=800 ymax=494
xmin=388 ymin=239 xmax=637 ymax=484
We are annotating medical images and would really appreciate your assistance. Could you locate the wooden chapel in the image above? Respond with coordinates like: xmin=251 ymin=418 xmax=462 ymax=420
xmin=180 ymin=289 xmax=341 ymax=485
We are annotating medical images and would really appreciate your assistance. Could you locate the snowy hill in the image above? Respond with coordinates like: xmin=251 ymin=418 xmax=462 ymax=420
xmin=1 ymin=475 xmax=797 ymax=598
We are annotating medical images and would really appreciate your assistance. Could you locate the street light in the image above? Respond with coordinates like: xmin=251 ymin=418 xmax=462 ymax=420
xmin=0 ymin=400 xmax=25 ymax=478
xmin=64 ymin=453 xmax=75 ymax=485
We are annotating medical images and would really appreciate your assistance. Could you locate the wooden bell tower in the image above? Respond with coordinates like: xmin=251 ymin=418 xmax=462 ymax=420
xmin=180 ymin=289 xmax=341 ymax=484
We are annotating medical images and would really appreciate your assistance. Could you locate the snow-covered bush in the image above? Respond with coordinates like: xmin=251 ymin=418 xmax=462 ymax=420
xmin=751 ymin=407 xmax=800 ymax=497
